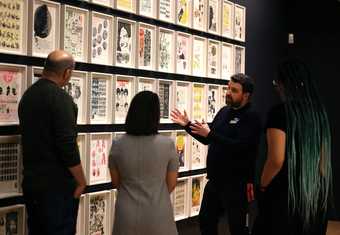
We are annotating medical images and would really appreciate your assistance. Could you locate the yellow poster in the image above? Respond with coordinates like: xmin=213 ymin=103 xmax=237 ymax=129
xmin=117 ymin=0 xmax=133 ymax=11
xmin=177 ymin=0 xmax=189 ymax=25
xmin=193 ymin=86 xmax=204 ymax=121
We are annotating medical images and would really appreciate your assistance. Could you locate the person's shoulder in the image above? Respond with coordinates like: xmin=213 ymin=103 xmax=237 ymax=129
xmin=154 ymin=134 xmax=174 ymax=146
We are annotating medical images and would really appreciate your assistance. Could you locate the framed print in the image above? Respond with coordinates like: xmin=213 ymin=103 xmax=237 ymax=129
xmin=139 ymin=0 xmax=156 ymax=18
xmin=90 ymin=12 xmax=113 ymax=65
xmin=89 ymin=73 xmax=113 ymax=124
xmin=76 ymin=195 xmax=85 ymax=235
xmin=158 ymin=28 xmax=175 ymax=73
xmin=62 ymin=71 xmax=88 ymax=124
xmin=61 ymin=5 xmax=89 ymax=62
xmin=91 ymin=0 xmax=113 ymax=8
xmin=158 ymin=79 xmax=174 ymax=123
xmin=207 ymin=0 xmax=220 ymax=35
xmin=87 ymin=133 xmax=112 ymax=185
xmin=115 ymin=18 xmax=136 ymax=68
xmin=207 ymin=39 xmax=221 ymax=78
xmin=114 ymin=75 xmax=135 ymax=124
xmin=221 ymin=0 xmax=234 ymax=38
xmin=175 ymin=131 xmax=189 ymax=172
xmin=192 ymin=0 xmax=207 ymax=31
xmin=159 ymin=0 xmax=175 ymax=23
xmin=116 ymin=0 xmax=136 ymax=13
xmin=137 ymin=23 xmax=156 ymax=70
xmin=77 ymin=133 xmax=88 ymax=173
xmin=173 ymin=177 xmax=189 ymax=221
xmin=221 ymin=42 xmax=234 ymax=80
xmin=189 ymin=174 xmax=205 ymax=216
xmin=175 ymin=81 xmax=191 ymax=117
xmin=234 ymin=45 xmax=245 ymax=74
xmin=30 ymin=0 xmax=60 ymax=58
xmin=176 ymin=32 xmax=191 ymax=75
xmin=0 ymin=64 xmax=26 ymax=125
xmin=176 ymin=0 xmax=191 ymax=28
xmin=220 ymin=85 xmax=228 ymax=108
xmin=207 ymin=84 xmax=220 ymax=122
xmin=28 ymin=66 xmax=43 ymax=87
xmin=192 ymin=36 xmax=206 ymax=77
xmin=191 ymin=137 xmax=206 ymax=169
xmin=234 ymin=4 xmax=246 ymax=42
xmin=0 ymin=204 xmax=25 ymax=235
xmin=137 ymin=77 xmax=157 ymax=92
xmin=85 ymin=191 xmax=111 ymax=235
xmin=0 ymin=0 xmax=27 ymax=55
xmin=0 ymin=136 xmax=22 ymax=199
xmin=192 ymin=83 xmax=206 ymax=122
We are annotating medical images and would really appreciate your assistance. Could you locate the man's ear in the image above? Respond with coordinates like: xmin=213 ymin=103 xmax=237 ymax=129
xmin=61 ymin=68 xmax=72 ymax=84
xmin=243 ymin=92 xmax=250 ymax=100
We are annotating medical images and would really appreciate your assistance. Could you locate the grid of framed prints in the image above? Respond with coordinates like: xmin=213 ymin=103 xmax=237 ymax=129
xmin=0 ymin=204 xmax=25 ymax=235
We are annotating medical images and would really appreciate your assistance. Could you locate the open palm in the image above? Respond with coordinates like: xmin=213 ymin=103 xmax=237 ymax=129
xmin=170 ymin=109 xmax=189 ymax=126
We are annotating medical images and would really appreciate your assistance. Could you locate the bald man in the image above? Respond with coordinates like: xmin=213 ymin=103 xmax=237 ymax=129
xmin=18 ymin=50 xmax=86 ymax=235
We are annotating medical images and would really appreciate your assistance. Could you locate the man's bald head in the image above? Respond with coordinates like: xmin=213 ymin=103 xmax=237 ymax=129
xmin=43 ymin=50 xmax=75 ymax=76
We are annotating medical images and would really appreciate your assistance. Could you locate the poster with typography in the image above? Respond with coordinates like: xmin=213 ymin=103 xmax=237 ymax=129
xmin=140 ymin=0 xmax=153 ymax=16
xmin=0 ymin=141 xmax=20 ymax=194
xmin=234 ymin=5 xmax=245 ymax=41
xmin=159 ymin=30 xmax=173 ymax=72
xmin=64 ymin=7 xmax=86 ymax=61
xmin=138 ymin=26 xmax=154 ymax=70
xmin=0 ymin=0 xmax=25 ymax=54
xmin=176 ymin=34 xmax=190 ymax=74
xmin=176 ymin=84 xmax=188 ymax=113
xmin=115 ymin=78 xmax=132 ymax=123
xmin=159 ymin=82 xmax=170 ymax=120
xmin=193 ymin=0 xmax=205 ymax=30
xmin=174 ymin=179 xmax=188 ymax=219
xmin=88 ymin=193 xmax=108 ymax=235
xmin=176 ymin=132 xmax=186 ymax=170
xmin=33 ymin=1 xmax=59 ymax=57
xmin=222 ymin=0 xmax=233 ymax=38
xmin=0 ymin=70 xmax=22 ymax=124
xmin=90 ymin=136 xmax=110 ymax=184
xmin=192 ymin=85 xmax=204 ymax=121
xmin=117 ymin=0 xmax=134 ymax=12
xmin=91 ymin=77 xmax=109 ymax=123
xmin=63 ymin=76 xmax=85 ymax=124
xmin=208 ymin=0 xmax=218 ymax=33
xmin=192 ymin=37 xmax=205 ymax=76
xmin=116 ymin=19 xmax=134 ymax=67
xmin=207 ymin=86 xmax=218 ymax=122
xmin=177 ymin=0 xmax=190 ymax=27
xmin=159 ymin=0 xmax=172 ymax=22
xmin=221 ymin=43 xmax=233 ymax=79
xmin=91 ymin=14 xmax=112 ymax=65
xmin=208 ymin=41 xmax=219 ymax=78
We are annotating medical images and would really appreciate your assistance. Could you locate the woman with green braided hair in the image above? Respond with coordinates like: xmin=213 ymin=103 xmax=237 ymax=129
xmin=252 ymin=58 xmax=332 ymax=235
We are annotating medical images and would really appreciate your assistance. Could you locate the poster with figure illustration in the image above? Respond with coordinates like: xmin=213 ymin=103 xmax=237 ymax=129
xmin=234 ymin=4 xmax=246 ymax=41
xmin=191 ymin=138 xmax=205 ymax=169
xmin=87 ymin=192 xmax=110 ymax=235
xmin=207 ymin=85 xmax=219 ymax=122
xmin=190 ymin=175 xmax=204 ymax=216
xmin=32 ymin=0 xmax=59 ymax=57
xmin=158 ymin=81 xmax=172 ymax=121
xmin=159 ymin=0 xmax=173 ymax=22
xmin=139 ymin=0 xmax=155 ymax=17
xmin=234 ymin=46 xmax=245 ymax=74
xmin=176 ymin=131 xmax=188 ymax=171
xmin=0 ymin=205 xmax=25 ymax=235
xmin=0 ymin=68 xmax=24 ymax=124
xmin=117 ymin=0 xmax=135 ymax=12
xmin=193 ymin=0 xmax=206 ymax=31
xmin=221 ymin=43 xmax=233 ymax=79
xmin=158 ymin=29 xmax=174 ymax=72
xmin=63 ymin=6 xmax=88 ymax=62
xmin=0 ymin=0 xmax=26 ymax=54
xmin=115 ymin=76 xmax=133 ymax=123
xmin=116 ymin=19 xmax=135 ymax=67
xmin=173 ymin=178 xmax=189 ymax=220
xmin=175 ymin=82 xmax=190 ymax=114
xmin=138 ymin=24 xmax=155 ymax=70
xmin=177 ymin=0 xmax=190 ymax=27
xmin=207 ymin=40 xmax=220 ymax=78
xmin=222 ymin=0 xmax=233 ymax=38
xmin=176 ymin=33 xmax=190 ymax=75
xmin=192 ymin=84 xmax=205 ymax=122
xmin=91 ymin=13 xmax=113 ymax=65
xmin=90 ymin=75 xmax=110 ymax=124
xmin=192 ymin=36 xmax=206 ymax=76
xmin=208 ymin=0 xmax=219 ymax=34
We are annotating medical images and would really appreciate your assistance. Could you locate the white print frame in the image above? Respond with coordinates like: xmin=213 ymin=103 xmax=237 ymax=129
xmin=61 ymin=5 xmax=89 ymax=62
xmin=175 ymin=81 xmax=191 ymax=118
xmin=190 ymin=136 xmax=207 ymax=169
xmin=176 ymin=32 xmax=192 ymax=75
xmin=89 ymin=73 xmax=113 ymax=124
xmin=172 ymin=177 xmax=189 ymax=221
xmin=0 ymin=64 xmax=26 ymax=125
xmin=114 ymin=75 xmax=135 ymax=124
xmin=192 ymin=83 xmax=206 ymax=122
xmin=85 ymin=191 xmax=112 ymax=235
xmin=116 ymin=0 xmax=136 ymax=13
xmin=221 ymin=0 xmax=234 ymax=39
xmin=159 ymin=0 xmax=175 ymax=23
xmin=221 ymin=42 xmax=234 ymax=80
xmin=158 ymin=79 xmax=174 ymax=123
xmin=138 ymin=0 xmax=157 ymax=18
xmin=76 ymin=195 xmax=85 ymax=235
xmin=63 ymin=71 xmax=88 ymax=124
xmin=189 ymin=174 xmax=205 ymax=216
xmin=207 ymin=84 xmax=220 ymax=122
xmin=158 ymin=28 xmax=175 ymax=73
xmin=77 ymin=133 xmax=88 ymax=175
xmin=28 ymin=66 xmax=43 ymax=87
xmin=207 ymin=0 xmax=220 ymax=35
xmin=136 ymin=77 xmax=157 ymax=92
xmin=91 ymin=0 xmax=114 ymax=8
xmin=137 ymin=23 xmax=156 ymax=71
xmin=192 ymin=0 xmax=207 ymax=31
xmin=234 ymin=4 xmax=246 ymax=42
xmin=0 ymin=204 xmax=26 ymax=235
xmin=90 ymin=12 xmax=114 ymax=66
xmin=87 ymin=133 xmax=112 ymax=185
xmin=234 ymin=45 xmax=245 ymax=74
xmin=0 ymin=0 xmax=27 ymax=55
xmin=0 ymin=136 xmax=22 ymax=199
xmin=192 ymin=36 xmax=207 ymax=77
xmin=220 ymin=85 xmax=228 ymax=109
xmin=175 ymin=130 xmax=190 ymax=172
xmin=176 ymin=0 xmax=192 ymax=28
xmin=29 ymin=0 xmax=60 ymax=58
xmin=115 ymin=18 xmax=136 ymax=68
xmin=207 ymin=39 xmax=221 ymax=78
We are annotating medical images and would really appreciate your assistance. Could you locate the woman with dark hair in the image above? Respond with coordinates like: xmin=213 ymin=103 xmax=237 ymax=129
xmin=252 ymin=58 xmax=332 ymax=235
xmin=108 ymin=91 xmax=179 ymax=235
